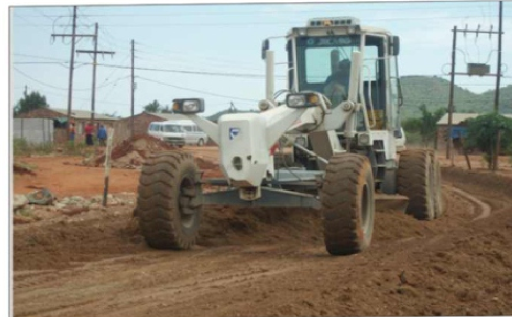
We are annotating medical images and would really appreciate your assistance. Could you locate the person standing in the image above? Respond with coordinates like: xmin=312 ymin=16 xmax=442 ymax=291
xmin=97 ymin=124 xmax=107 ymax=146
xmin=84 ymin=122 xmax=94 ymax=146
xmin=68 ymin=121 xmax=75 ymax=142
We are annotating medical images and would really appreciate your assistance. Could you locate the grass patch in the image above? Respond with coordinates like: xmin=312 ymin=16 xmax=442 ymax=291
xmin=13 ymin=138 xmax=53 ymax=156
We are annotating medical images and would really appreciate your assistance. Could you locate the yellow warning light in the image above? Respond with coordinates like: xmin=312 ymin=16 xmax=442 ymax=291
xmin=323 ymin=20 xmax=332 ymax=26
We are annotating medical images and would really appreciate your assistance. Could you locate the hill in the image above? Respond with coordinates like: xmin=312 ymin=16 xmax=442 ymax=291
xmin=400 ymin=75 xmax=512 ymax=118
xmin=205 ymin=76 xmax=511 ymax=121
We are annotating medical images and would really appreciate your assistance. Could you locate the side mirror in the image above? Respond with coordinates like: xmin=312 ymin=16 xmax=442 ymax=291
xmin=390 ymin=36 xmax=400 ymax=56
xmin=261 ymin=39 xmax=269 ymax=60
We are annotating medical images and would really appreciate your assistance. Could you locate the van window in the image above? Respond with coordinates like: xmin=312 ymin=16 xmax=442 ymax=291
xmin=182 ymin=125 xmax=193 ymax=132
xmin=163 ymin=124 xmax=182 ymax=132
xmin=149 ymin=123 xmax=159 ymax=131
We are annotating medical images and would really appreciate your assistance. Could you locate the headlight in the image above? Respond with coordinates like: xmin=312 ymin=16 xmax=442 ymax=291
xmin=172 ymin=98 xmax=205 ymax=114
xmin=286 ymin=93 xmax=321 ymax=108
xmin=294 ymin=136 xmax=306 ymax=147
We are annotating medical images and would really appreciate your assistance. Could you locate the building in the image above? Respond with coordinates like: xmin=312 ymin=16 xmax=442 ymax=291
xmin=436 ymin=112 xmax=512 ymax=151
xmin=15 ymin=108 xmax=119 ymax=144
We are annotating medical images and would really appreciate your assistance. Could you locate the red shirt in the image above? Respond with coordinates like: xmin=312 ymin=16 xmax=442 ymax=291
xmin=85 ymin=124 xmax=94 ymax=135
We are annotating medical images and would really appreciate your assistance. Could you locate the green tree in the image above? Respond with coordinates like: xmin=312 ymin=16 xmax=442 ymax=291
xmin=161 ymin=105 xmax=173 ymax=113
xmin=465 ymin=113 xmax=512 ymax=170
xmin=144 ymin=100 xmax=162 ymax=113
xmin=417 ymin=104 xmax=446 ymax=145
xmin=14 ymin=91 xmax=49 ymax=115
xmin=402 ymin=104 xmax=445 ymax=146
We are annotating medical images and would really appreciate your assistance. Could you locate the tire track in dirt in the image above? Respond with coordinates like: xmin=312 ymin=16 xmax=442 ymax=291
xmin=14 ymin=166 xmax=512 ymax=317
xmin=446 ymin=185 xmax=492 ymax=221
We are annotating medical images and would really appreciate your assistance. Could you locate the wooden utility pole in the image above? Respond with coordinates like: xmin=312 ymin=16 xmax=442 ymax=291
xmin=51 ymin=6 xmax=95 ymax=140
xmin=446 ymin=26 xmax=457 ymax=159
xmin=493 ymin=1 xmax=503 ymax=171
xmin=76 ymin=23 xmax=115 ymax=126
xmin=130 ymin=39 xmax=135 ymax=138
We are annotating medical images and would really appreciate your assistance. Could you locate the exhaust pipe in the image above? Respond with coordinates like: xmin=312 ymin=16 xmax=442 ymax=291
xmin=265 ymin=50 xmax=274 ymax=101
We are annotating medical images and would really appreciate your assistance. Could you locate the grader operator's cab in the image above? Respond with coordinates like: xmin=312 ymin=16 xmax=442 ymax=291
xmin=263 ymin=17 xmax=405 ymax=155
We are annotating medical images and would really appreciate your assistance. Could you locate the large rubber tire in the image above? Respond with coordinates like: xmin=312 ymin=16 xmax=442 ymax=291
xmin=397 ymin=149 xmax=437 ymax=220
xmin=135 ymin=151 xmax=203 ymax=250
xmin=320 ymin=153 xmax=375 ymax=255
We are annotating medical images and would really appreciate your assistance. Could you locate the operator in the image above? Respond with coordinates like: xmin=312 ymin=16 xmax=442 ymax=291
xmin=323 ymin=59 xmax=351 ymax=107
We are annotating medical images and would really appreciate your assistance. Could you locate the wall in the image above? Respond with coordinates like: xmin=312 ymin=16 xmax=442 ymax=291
xmin=13 ymin=118 xmax=54 ymax=144
xmin=16 ymin=108 xmax=64 ymax=119
xmin=112 ymin=113 xmax=165 ymax=145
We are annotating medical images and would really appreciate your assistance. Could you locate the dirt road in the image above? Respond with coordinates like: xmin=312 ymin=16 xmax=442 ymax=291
xmin=13 ymin=150 xmax=512 ymax=316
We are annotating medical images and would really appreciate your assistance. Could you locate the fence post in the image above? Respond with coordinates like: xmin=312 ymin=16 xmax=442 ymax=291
xmin=102 ymin=127 xmax=115 ymax=207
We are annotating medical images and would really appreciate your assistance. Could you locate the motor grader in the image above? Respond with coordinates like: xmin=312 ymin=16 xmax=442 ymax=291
xmin=135 ymin=17 xmax=444 ymax=255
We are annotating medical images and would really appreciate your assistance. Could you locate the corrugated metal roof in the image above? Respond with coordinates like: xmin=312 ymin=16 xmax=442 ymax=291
xmin=437 ymin=113 xmax=512 ymax=125
xmin=50 ymin=108 xmax=120 ymax=121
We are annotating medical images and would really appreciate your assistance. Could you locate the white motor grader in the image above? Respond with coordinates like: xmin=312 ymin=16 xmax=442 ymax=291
xmin=135 ymin=17 xmax=444 ymax=255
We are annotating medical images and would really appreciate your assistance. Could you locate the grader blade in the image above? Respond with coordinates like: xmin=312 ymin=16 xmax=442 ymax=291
xmin=375 ymin=194 xmax=409 ymax=213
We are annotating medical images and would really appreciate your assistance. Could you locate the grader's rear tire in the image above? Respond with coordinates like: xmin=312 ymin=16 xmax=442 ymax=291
xmin=320 ymin=153 xmax=375 ymax=255
xmin=135 ymin=151 xmax=203 ymax=250
xmin=397 ymin=149 xmax=439 ymax=220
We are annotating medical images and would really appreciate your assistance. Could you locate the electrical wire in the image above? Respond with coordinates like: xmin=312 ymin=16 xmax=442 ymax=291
xmin=14 ymin=67 xmax=131 ymax=91
xmin=13 ymin=5 xmax=494 ymax=18
xmin=13 ymin=53 xmax=285 ymax=79
xmin=137 ymin=76 xmax=259 ymax=102
xmin=97 ymin=62 xmax=283 ymax=79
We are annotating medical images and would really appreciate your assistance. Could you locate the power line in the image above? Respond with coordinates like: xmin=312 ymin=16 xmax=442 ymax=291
xmin=137 ymin=76 xmax=259 ymax=102
xmin=13 ymin=53 xmax=276 ymax=79
xmin=98 ymin=62 xmax=284 ymax=79
xmin=15 ymin=15 xmax=508 ymax=28
xmin=12 ymin=5 xmax=495 ymax=18
xmin=14 ymin=66 xmax=130 ymax=91
xmin=135 ymin=47 xmax=263 ymax=72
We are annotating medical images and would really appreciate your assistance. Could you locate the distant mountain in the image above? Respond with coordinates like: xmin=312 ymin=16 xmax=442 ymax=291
xmin=400 ymin=75 xmax=512 ymax=118
xmin=206 ymin=76 xmax=511 ymax=121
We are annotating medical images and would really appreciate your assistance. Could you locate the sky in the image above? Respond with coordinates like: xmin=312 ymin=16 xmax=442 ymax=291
xmin=9 ymin=1 xmax=512 ymax=118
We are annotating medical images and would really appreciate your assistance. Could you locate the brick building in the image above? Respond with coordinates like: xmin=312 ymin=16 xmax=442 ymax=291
xmin=15 ymin=108 xmax=119 ymax=144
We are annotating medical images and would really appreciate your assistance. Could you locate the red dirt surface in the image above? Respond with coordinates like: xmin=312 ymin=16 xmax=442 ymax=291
xmin=12 ymin=150 xmax=512 ymax=316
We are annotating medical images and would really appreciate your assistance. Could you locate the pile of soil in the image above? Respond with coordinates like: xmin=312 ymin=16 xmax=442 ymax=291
xmin=13 ymin=162 xmax=37 ymax=176
xmin=94 ymin=134 xmax=175 ymax=168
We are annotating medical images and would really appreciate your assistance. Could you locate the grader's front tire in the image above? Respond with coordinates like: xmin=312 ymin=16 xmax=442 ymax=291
xmin=397 ymin=149 xmax=442 ymax=220
xmin=320 ymin=153 xmax=375 ymax=255
xmin=135 ymin=151 xmax=203 ymax=250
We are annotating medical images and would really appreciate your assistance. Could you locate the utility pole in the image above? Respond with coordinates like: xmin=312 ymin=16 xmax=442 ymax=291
xmin=130 ymin=39 xmax=135 ymax=138
xmin=76 ymin=23 xmax=115 ymax=126
xmin=24 ymin=85 xmax=28 ymax=97
xmin=51 ymin=6 xmax=95 ymax=140
xmin=495 ymin=1 xmax=503 ymax=113
xmin=445 ymin=24 xmax=502 ymax=161
xmin=446 ymin=26 xmax=457 ymax=160
xmin=493 ymin=1 xmax=503 ymax=170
